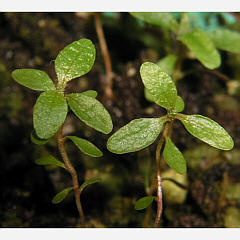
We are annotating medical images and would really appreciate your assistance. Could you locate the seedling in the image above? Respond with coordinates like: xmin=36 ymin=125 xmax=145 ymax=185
xmin=12 ymin=39 xmax=113 ymax=227
xmin=107 ymin=62 xmax=234 ymax=227
xmin=130 ymin=12 xmax=240 ymax=70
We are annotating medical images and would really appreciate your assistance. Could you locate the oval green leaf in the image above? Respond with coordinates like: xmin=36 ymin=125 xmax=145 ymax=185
xmin=55 ymin=39 xmax=96 ymax=83
xmin=33 ymin=90 xmax=68 ymax=139
xmin=12 ymin=69 xmax=55 ymax=91
xmin=163 ymin=137 xmax=186 ymax=174
xmin=52 ymin=187 xmax=73 ymax=204
xmin=179 ymin=29 xmax=221 ymax=69
xmin=67 ymin=93 xmax=113 ymax=134
xmin=67 ymin=136 xmax=103 ymax=157
xmin=107 ymin=117 xmax=167 ymax=154
xmin=30 ymin=130 xmax=49 ymax=145
xmin=130 ymin=12 xmax=179 ymax=33
xmin=176 ymin=114 xmax=234 ymax=150
xmin=80 ymin=90 xmax=97 ymax=98
xmin=208 ymin=29 xmax=240 ymax=54
xmin=135 ymin=196 xmax=154 ymax=210
xmin=35 ymin=155 xmax=65 ymax=168
xmin=80 ymin=178 xmax=101 ymax=192
xmin=140 ymin=62 xmax=178 ymax=109
xmin=174 ymin=96 xmax=185 ymax=113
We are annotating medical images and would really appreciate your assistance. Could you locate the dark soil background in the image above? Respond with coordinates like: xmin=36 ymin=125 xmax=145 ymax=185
xmin=0 ymin=12 xmax=240 ymax=228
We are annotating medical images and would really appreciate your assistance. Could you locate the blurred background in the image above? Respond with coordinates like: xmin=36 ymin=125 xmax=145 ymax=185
xmin=0 ymin=12 xmax=240 ymax=228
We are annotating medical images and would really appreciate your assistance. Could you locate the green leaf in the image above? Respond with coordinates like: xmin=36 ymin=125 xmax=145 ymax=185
xmin=12 ymin=69 xmax=55 ymax=91
xmin=67 ymin=136 xmax=103 ymax=157
xmin=33 ymin=90 xmax=68 ymax=139
xmin=80 ymin=178 xmax=101 ymax=192
xmin=157 ymin=54 xmax=178 ymax=75
xmin=67 ymin=93 xmax=113 ymax=134
xmin=35 ymin=155 xmax=65 ymax=168
xmin=208 ymin=29 xmax=240 ymax=54
xmin=179 ymin=29 xmax=221 ymax=69
xmin=135 ymin=196 xmax=154 ymax=210
xmin=52 ymin=187 xmax=73 ymax=204
xmin=80 ymin=90 xmax=97 ymax=98
xmin=163 ymin=137 xmax=187 ymax=174
xmin=140 ymin=62 xmax=178 ymax=109
xmin=107 ymin=117 xmax=167 ymax=154
xmin=173 ymin=96 xmax=185 ymax=113
xmin=176 ymin=114 xmax=234 ymax=150
xmin=55 ymin=39 xmax=96 ymax=83
xmin=30 ymin=130 xmax=49 ymax=145
xmin=130 ymin=12 xmax=179 ymax=32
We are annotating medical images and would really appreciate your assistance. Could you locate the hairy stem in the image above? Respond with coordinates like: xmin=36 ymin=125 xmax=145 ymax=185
xmin=57 ymin=125 xmax=85 ymax=227
xmin=94 ymin=12 xmax=114 ymax=101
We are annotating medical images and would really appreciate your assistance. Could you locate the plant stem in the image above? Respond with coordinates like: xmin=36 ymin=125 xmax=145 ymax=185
xmin=143 ymin=120 xmax=173 ymax=228
xmin=94 ymin=12 xmax=114 ymax=101
xmin=153 ymin=121 xmax=172 ymax=228
xmin=57 ymin=125 xmax=85 ymax=227
xmin=153 ymin=135 xmax=165 ymax=228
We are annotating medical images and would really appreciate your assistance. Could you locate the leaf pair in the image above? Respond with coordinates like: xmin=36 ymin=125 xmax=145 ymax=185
xmin=12 ymin=39 xmax=96 ymax=91
xmin=12 ymin=39 xmax=113 ymax=140
xmin=107 ymin=62 xmax=234 ymax=175
xmin=131 ymin=13 xmax=240 ymax=70
xmin=35 ymin=155 xmax=101 ymax=204
xmin=52 ymin=178 xmax=101 ymax=204
xmin=130 ymin=13 xmax=221 ymax=70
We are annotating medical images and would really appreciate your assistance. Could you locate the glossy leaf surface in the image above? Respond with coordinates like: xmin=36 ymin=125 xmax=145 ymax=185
xmin=67 ymin=93 xmax=113 ymax=134
xmin=177 ymin=114 xmax=234 ymax=150
xmin=80 ymin=178 xmax=101 ymax=192
xmin=52 ymin=187 xmax=73 ymax=204
xmin=163 ymin=137 xmax=186 ymax=174
xmin=208 ymin=29 xmax=240 ymax=54
xmin=35 ymin=155 xmax=65 ymax=168
xmin=135 ymin=196 xmax=154 ymax=210
xmin=67 ymin=136 xmax=103 ymax=157
xmin=179 ymin=29 xmax=221 ymax=69
xmin=107 ymin=117 xmax=166 ymax=154
xmin=12 ymin=69 xmax=55 ymax=91
xmin=55 ymin=39 xmax=96 ymax=83
xmin=130 ymin=12 xmax=179 ymax=32
xmin=33 ymin=90 xmax=68 ymax=139
xmin=140 ymin=62 xmax=177 ymax=109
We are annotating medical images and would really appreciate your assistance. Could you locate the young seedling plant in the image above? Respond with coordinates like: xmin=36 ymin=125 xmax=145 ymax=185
xmin=12 ymin=39 xmax=113 ymax=227
xmin=107 ymin=62 xmax=234 ymax=227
